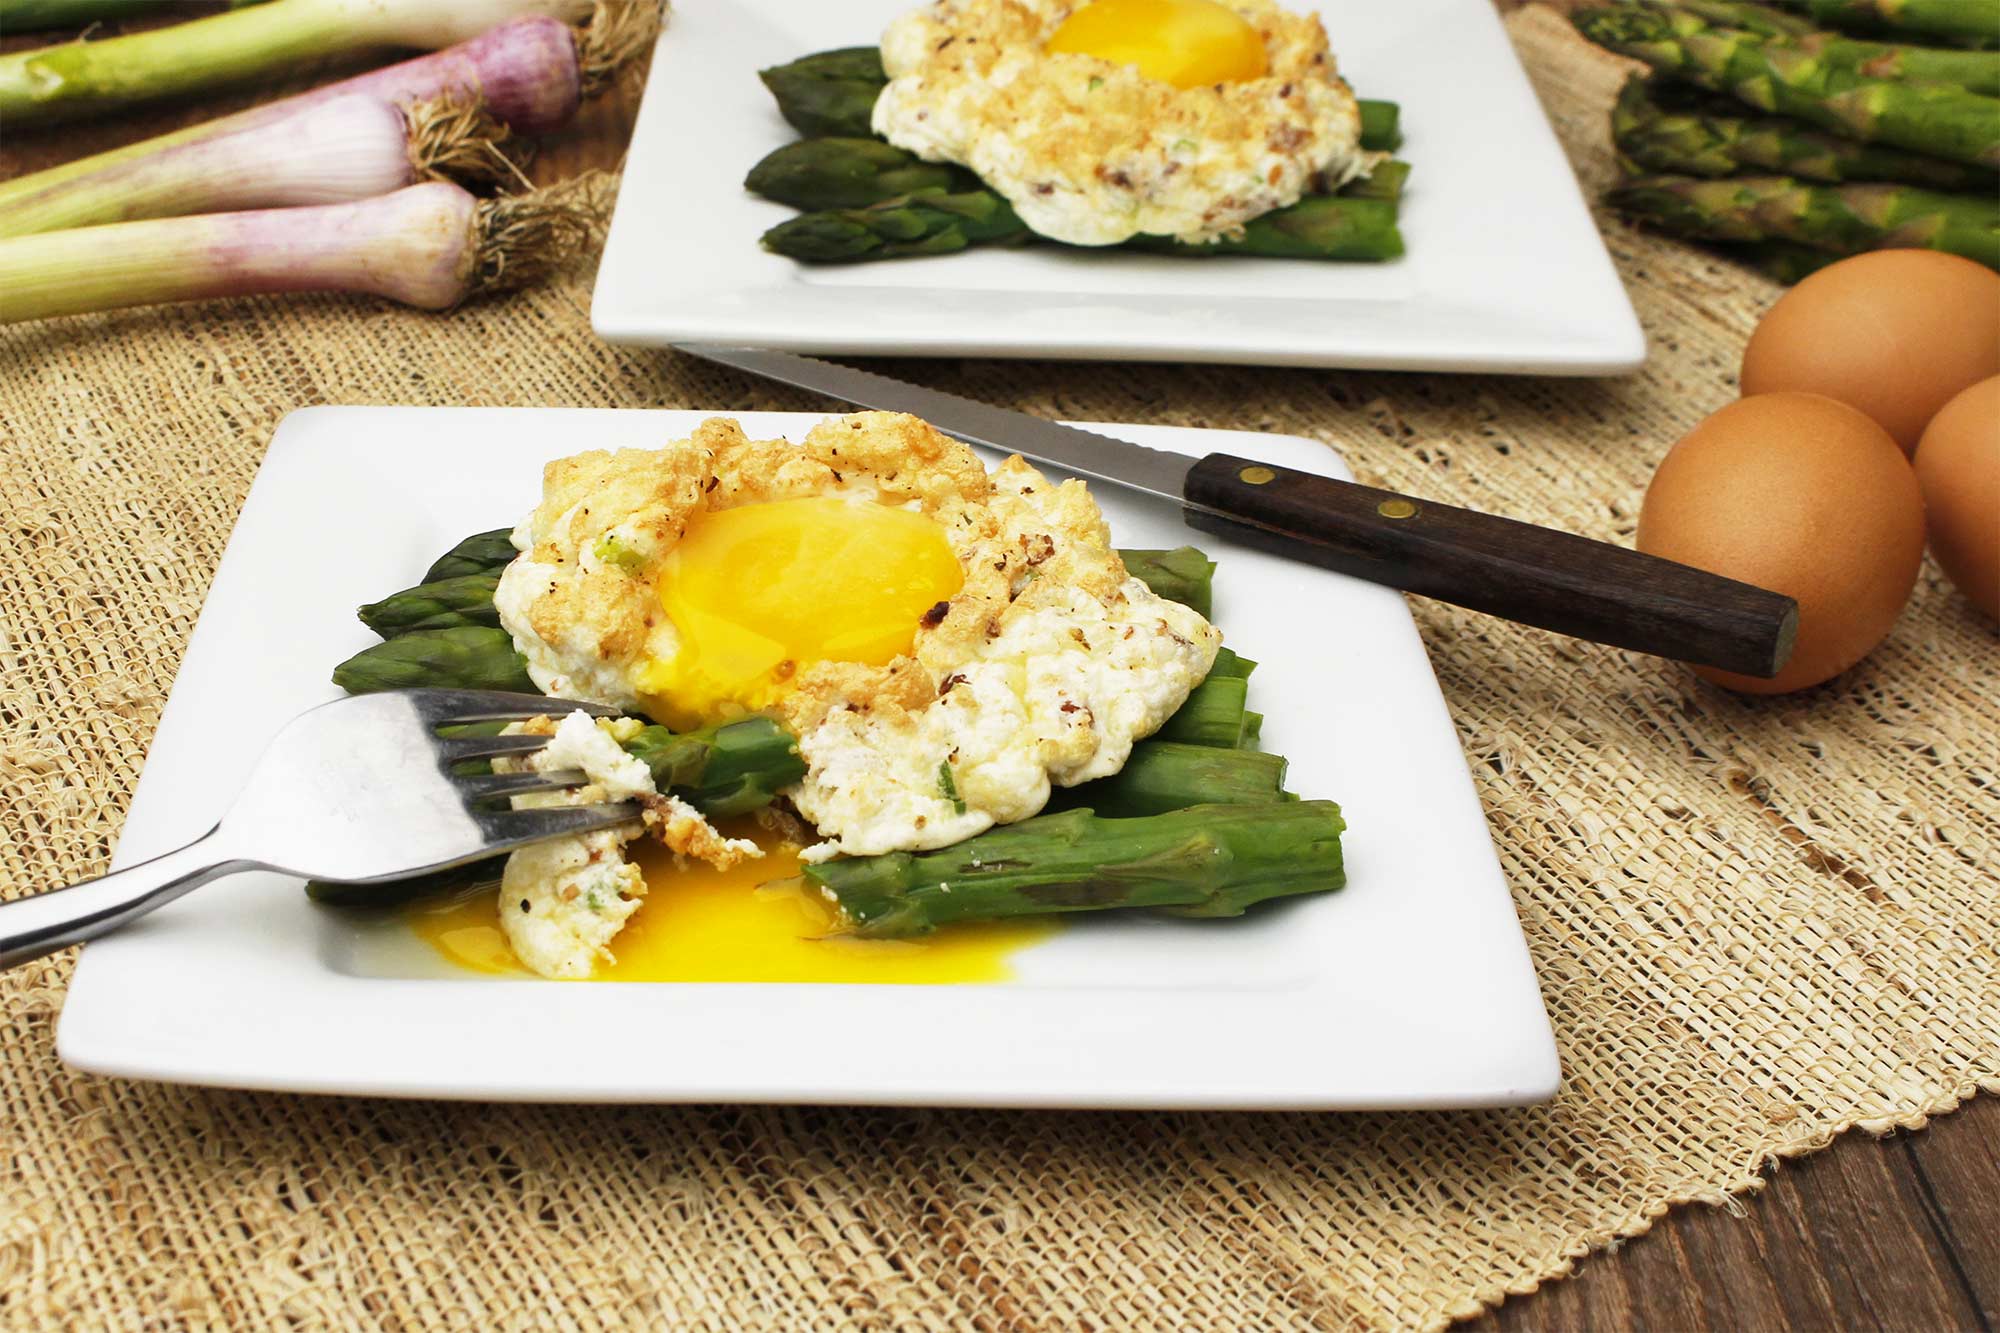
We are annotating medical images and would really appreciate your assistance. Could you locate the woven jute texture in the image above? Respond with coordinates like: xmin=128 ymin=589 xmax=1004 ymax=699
xmin=1 ymin=8 xmax=1994 ymax=1329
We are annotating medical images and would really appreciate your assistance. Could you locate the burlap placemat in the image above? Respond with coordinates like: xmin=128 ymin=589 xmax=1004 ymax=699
xmin=1 ymin=8 xmax=1994 ymax=1328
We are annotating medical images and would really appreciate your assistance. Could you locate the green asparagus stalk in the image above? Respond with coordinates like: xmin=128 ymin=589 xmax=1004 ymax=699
xmin=1155 ymin=674 xmax=1251 ymax=748
xmin=765 ymin=187 xmax=1403 ymax=263
xmin=1767 ymin=0 xmax=2000 ymax=46
xmin=1725 ymin=239 xmax=1844 ymax=279
xmin=1119 ymin=546 xmax=1216 ymax=618
xmin=1208 ymin=646 xmax=1256 ymax=679
xmin=358 ymin=574 xmax=503 ymax=637
xmin=804 ymin=801 xmax=1345 ymax=938
xmin=1336 ymin=158 xmax=1413 ymax=203
xmin=745 ymin=137 xmax=976 ymax=210
xmin=1625 ymin=1 xmax=2000 ymax=92
xmin=1608 ymin=171 xmax=2000 ymax=268
xmin=749 ymin=134 xmax=1409 ymax=216
xmin=758 ymin=46 xmax=888 ymax=138
xmin=1044 ymin=741 xmax=1290 ymax=817
xmin=1628 ymin=0 xmax=1819 ymax=37
xmin=622 ymin=716 xmax=806 ymax=817
xmin=1613 ymin=74 xmax=1997 ymax=188
xmin=757 ymin=47 xmax=1407 ymax=150
xmin=761 ymin=189 xmax=1031 ymax=261
xmin=1131 ymin=194 xmax=1404 ymax=261
xmin=332 ymin=626 xmax=534 ymax=694
xmin=1359 ymin=98 xmax=1402 ymax=151
xmin=1574 ymin=8 xmax=2000 ymax=167
xmin=423 ymin=527 xmax=517 ymax=582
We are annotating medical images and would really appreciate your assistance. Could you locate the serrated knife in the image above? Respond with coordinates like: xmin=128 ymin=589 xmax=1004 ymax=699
xmin=675 ymin=344 xmax=1798 ymax=678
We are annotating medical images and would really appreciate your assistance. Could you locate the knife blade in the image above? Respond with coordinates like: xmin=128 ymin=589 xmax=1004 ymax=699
xmin=675 ymin=343 xmax=1798 ymax=679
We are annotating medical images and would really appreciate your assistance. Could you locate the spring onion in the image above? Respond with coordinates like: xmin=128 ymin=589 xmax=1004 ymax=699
xmin=0 ymin=0 xmax=610 ymax=126
xmin=0 ymin=3 xmax=658 ymax=233
xmin=0 ymin=178 xmax=603 ymax=324
xmin=0 ymin=0 xmax=268 ymax=29
xmin=0 ymin=93 xmax=517 ymax=238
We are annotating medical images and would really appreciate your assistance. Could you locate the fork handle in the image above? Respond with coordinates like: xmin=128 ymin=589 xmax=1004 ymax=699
xmin=0 ymin=826 xmax=249 ymax=971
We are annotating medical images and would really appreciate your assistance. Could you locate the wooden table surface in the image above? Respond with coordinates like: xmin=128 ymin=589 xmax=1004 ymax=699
xmin=3 ymin=12 xmax=1995 ymax=1333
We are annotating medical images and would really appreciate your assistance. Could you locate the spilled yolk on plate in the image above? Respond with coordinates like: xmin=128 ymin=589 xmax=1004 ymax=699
xmin=636 ymin=496 xmax=964 ymax=730
xmin=409 ymin=821 xmax=1056 ymax=983
xmin=1045 ymin=0 xmax=1269 ymax=89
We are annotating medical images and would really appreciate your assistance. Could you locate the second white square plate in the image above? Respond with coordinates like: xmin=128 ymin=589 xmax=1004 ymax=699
xmin=57 ymin=407 xmax=1559 ymax=1107
xmin=592 ymin=0 xmax=1644 ymax=374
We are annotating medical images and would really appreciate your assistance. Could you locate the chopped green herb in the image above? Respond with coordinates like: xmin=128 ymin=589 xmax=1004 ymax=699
xmin=937 ymin=761 xmax=967 ymax=815
xmin=1087 ymin=75 xmax=1104 ymax=91
xmin=592 ymin=533 xmax=648 ymax=573
xmin=586 ymin=890 xmax=606 ymax=912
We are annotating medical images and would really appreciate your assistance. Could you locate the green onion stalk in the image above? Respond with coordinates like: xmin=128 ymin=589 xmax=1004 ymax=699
xmin=0 ymin=93 xmax=521 ymax=239
xmin=0 ymin=0 xmax=269 ymax=30
xmin=0 ymin=2 xmax=661 ymax=230
xmin=0 ymin=0 xmax=598 ymax=127
xmin=0 ymin=178 xmax=606 ymax=325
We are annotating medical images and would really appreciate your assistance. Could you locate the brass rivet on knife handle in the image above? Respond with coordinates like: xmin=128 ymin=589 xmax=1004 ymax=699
xmin=1238 ymin=465 xmax=1277 ymax=485
xmin=1181 ymin=452 xmax=1800 ymax=679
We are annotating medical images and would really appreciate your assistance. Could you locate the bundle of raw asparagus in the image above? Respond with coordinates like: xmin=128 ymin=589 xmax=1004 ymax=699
xmin=747 ymin=47 xmax=1410 ymax=264
xmin=1572 ymin=0 xmax=2000 ymax=280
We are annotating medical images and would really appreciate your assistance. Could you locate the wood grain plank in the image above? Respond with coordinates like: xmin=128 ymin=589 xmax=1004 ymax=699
xmin=1488 ymin=1097 xmax=1997 ymax=1332
xmin=1904 ymin=1106 xmax=2000 ymax=1328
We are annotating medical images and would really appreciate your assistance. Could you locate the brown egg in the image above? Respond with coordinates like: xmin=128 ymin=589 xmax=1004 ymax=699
xmin=1638 ymin=393 xmax=1925 ymax=694
xmin=1741 ymin=251 xmax=2000 ymax=456
xmin=1914 ymin=375 xmax=2000 ymax=620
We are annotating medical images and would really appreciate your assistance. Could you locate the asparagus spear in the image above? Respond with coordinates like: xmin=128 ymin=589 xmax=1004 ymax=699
xmin=1208 ymin=646 xmax=1256 ymax=679
xmin=1156 ymin=674 xmax=1251 ymax=748
xmin=332 ymin=626 xmax=534 ymax=694
xmin=745 ymin=137 xmax=976 ymax=210
xmin=1767 ymin=0 xmax=2000 ymax=46
xmin=1131 ymin=195 xmax=1404 ymax=261
xmin=1614 ymin=74 xmax=1997 ymax=188
xmin=1636 ymin=1 xmax=2000 ymax=92
xmin=761 ymin=189 xmax=1031 ymax=261
xmin=358 ymin=574 xmax=503 ymax=637
xmin=1607 ymin=171 xmax=2000 ymax=268
xmin=1574 ymin=8 xmax=2000 ymax=167
xmin=756 ymin=48 xmax=1407 ymax=151
xmin=1119 ymin=546 xmax=1216 ymax=618
xmin=1725 ymin=239 xmax=1843 ymax=280
xmin=765 ymin=188 xmax=1403 ymax=263
xmin=749 ymin=135 xmax=1409 ymax=215
xmin=423 ymin=527 xmax=516 ymax=582
xmin=1629 ymin=0 xmax=1819 ymax=38
xmin=1044 ymin=741 xmax=1290 ymax=817
xmin=758 ymin=46 xmax=888 ymax=138
xmin=804 ymin=801 xmax=1345 ymax=938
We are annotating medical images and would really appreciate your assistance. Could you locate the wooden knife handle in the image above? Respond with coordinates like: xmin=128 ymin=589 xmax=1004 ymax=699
xmin=1183 ymin=453 xmax=1798 ymax=678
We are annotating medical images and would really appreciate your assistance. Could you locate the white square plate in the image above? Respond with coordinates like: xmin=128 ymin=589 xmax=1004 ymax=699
xmin=591 ymin=0 xmax=1644 ymax=374
xmin=57 ymin=407 xmax=1559 ymax=1108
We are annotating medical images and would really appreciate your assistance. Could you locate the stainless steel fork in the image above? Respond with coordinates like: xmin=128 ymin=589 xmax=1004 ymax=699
xmin=0 ymin=690 xmax=642 ymax=971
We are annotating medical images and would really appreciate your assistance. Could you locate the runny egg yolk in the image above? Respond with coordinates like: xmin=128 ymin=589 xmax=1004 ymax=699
xmin=407 ymin=823 xmax=1056 ymax=983
xmin=637 ymin=496 xmax=963 ymax=731
xmin=1046 ymin=0 xmax=1269 ymax=89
